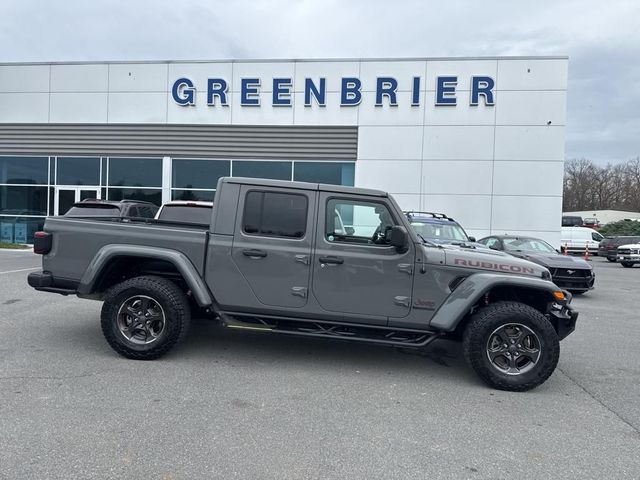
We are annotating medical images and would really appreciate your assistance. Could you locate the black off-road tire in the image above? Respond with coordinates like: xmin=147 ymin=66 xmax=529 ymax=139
xmin=101 ymin=275 xmax=191 ymax=360
xmin=463 ymin=301 xmax=559 ymax=392
xmin=621 ymin=261 xmax=634 ymax=268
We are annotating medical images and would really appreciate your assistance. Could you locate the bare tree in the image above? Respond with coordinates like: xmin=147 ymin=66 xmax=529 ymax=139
xmin=563 ymin=157 xmax=640 ymax=211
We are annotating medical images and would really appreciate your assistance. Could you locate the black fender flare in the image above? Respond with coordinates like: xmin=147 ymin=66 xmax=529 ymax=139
xmin=76 ymin=244 xmax=213 ymax=307
xmin=428 ymin=273 xmax=559 ymax=332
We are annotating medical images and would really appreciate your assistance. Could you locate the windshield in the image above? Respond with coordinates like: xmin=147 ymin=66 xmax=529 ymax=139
xmin=410 ymin=221 xmax=468 ymax=242
xmin=157 ymin=205 xmax=212 ymax=225
xmin=503 ymin=238 xmax=556 ymax=253
xmin=65 ymin=205 xmax=120 ymax=217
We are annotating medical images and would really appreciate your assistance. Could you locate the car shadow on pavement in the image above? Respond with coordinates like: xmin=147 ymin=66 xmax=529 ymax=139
xmin=51 ymin=315 xmax=482 ymax=388
xmin=172 ymin=319 xmax=481 ymax=386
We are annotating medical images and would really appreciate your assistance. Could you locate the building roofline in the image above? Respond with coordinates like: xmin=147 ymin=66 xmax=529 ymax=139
xmin=0 ymin=55 xmax=569 ymax=67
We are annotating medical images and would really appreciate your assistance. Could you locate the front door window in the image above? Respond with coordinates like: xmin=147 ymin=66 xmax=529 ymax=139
xmin=326 ymin=199 xmax=395 ymax=246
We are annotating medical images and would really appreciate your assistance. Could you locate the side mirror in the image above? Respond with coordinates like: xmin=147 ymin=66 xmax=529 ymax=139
xmin=468 ymin=236 xmax=476 ymax=242
xmin=388 ymin=225 xmax=409 ymax=252
xmin=345 ymin=226 xmax=355 ymax=236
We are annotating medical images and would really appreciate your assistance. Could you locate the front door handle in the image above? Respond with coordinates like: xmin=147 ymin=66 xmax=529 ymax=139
xmin=319 ymin=256 xmax=344 ymax=265
xmin=243 ymin=249 xmax=267 ymax=258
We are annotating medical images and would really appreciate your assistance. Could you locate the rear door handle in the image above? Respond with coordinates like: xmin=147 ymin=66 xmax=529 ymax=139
xmin=243 ymin=249 xmax=267 ymax=258
xmin=319 ymin=256 xmax=344 ymax=265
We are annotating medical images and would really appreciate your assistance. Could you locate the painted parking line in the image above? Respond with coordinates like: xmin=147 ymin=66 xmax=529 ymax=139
xmin=0 ymin=267 xmax=40 ymax=275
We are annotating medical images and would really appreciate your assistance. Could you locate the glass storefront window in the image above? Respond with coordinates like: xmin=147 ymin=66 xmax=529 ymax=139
xmin=172 ymin=159 xmax=230 ymax=189
xmin=56 ymin=157 xmax=100 ymax=185
xmin=293 ymin=162 xmax=355 ymax=186
xmin=0 ymin=186 xmax=48 ymax=215
xmin=171 ymin=190 xmax=216 ymax=201
xmin=107 ymin=188 xmax=162 ymax=206
xmin=232 ymin=161 xmax=292 ymax=181
xmin=0 ymin=156 xmax=48 ymax=185
xmin=108 ymin=158 xmax=162 ymax=187
xmin=0 ymin=215 xmax=45 ymax=244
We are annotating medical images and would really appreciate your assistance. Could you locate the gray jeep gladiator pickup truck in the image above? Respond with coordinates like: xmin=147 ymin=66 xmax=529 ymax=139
xmin=28 ymin=177 xmax=577 ymax=391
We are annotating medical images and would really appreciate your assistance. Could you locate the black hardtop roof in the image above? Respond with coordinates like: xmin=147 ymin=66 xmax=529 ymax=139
xmin=221 ymin=177 xmax=387 ymax=197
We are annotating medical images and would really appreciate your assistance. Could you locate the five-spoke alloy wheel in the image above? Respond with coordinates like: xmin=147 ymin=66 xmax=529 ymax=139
xmin=116 ymin=295 xmax=166 ymax=345
xmin=463 ymin=301 xmax=559 ymax=391
xmin=486 ymin=323 xmax=541 ymax=375
xmin=101 ymin=275 xmax=190 ymax=360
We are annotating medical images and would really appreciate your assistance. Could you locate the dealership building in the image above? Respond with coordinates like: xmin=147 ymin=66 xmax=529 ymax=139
xmin=0 ymin=56 xmax=567 ymax=245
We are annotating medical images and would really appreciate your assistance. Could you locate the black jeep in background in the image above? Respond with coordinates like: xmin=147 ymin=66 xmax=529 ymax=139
xmin=65 ymin=199 xmax=159 ymax=219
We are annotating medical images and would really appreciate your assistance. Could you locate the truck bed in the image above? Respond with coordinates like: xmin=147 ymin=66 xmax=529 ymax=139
xmin=41 ymin=216 xmax=209 ymax=285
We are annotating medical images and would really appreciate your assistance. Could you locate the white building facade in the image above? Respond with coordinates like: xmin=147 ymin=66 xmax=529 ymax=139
xmin=0 ymin=57 xmax=567 ymax=245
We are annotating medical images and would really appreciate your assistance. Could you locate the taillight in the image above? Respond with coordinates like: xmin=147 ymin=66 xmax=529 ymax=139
xmin=33 ymin=231 xmax=52 ymax=255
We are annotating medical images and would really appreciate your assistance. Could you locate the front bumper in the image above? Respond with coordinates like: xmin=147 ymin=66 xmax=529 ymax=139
xmin=617 ymin=254 xmax=640 ymax=262
xmin=549 ymin=302 xmax=578 ymax=341
xmin=551 ymin=271 xmax=595 ymax=292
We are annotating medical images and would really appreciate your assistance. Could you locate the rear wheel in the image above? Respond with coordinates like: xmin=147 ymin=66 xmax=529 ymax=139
xmin=463 ymin=302 xmax=559 ymax=392
xmin=101 ymin=275 xmax=191 ymax=360
xmin=621 ymin=262 xmax=634 ymax=268
xmin=606 ymin=257 xmax=616 ymax=262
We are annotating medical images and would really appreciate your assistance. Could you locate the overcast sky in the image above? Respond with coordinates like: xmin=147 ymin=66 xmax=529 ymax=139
xmin=1 ymin=0 xmax=638 ymax=164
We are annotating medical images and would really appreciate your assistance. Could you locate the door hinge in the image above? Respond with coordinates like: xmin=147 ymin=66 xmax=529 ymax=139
xmin=294 ymin=254 xmax=310 ymax=265
xmin=291 ymin=287 xmax=308 ymax=298
xmin=398 ymin=263 xmax=413 ymax=275
xmin=393 ymin=296 xmax=411 ymax=308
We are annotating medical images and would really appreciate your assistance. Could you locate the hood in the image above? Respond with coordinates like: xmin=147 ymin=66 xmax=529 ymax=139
xmin=512 ymin=252 xmax=592 ymax=270
xmin=435 ymin=244 xmax=549 ymax=279
xmin=618 ymin=243 xmax=640 ymax=249
xmin=425 ymin=238 xmax=491 ymax=250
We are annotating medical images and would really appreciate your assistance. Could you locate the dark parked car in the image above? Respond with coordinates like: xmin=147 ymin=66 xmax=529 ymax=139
xmin=562 ymin=215 xmax=583 ymax=227
xmin=598 ymin=236 xmax=640 ymax=262
xmin=478 ymin=235 xmax=595 ymax=294
xmin=65 ymin=199 xmax=158 ymax=219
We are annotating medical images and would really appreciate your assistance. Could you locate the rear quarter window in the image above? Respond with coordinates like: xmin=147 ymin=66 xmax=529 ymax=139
xmin=158 ymin=205 xmax=212 ymax=225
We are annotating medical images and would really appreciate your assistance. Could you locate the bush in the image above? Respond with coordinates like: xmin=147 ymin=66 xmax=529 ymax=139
xmin=0 ymin=241 xmax=29 ymax=249
xmin=599 ymin=220 xmax=640 ymax=236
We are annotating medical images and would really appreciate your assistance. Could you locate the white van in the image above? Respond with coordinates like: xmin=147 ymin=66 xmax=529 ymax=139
xmin=560 ymin=227 xmax=604 ymax=255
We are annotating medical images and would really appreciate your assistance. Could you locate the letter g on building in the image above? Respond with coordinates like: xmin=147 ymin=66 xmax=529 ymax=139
xmin=172 ymin=77 xmax=196 ymax=106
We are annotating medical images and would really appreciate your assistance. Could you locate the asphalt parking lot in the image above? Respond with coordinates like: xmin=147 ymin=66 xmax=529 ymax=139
xmin=1 ymin=250 xmax=639 ymax=479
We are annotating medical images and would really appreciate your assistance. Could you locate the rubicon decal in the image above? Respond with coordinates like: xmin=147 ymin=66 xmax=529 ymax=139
xmin=171 ymin=75 xmax=495 ymax=108
xmin=453 ymin=258 xmax=536 ymax=275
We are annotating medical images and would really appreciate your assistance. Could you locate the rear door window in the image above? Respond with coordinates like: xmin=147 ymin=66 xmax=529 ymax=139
xmin=242 ymin=191 xmax=307 ymax=239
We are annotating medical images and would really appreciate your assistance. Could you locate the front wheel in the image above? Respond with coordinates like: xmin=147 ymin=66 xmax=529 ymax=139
xmin=621 ymin=262 xmax=634 ymax=268
xmin=463 ymin=302 xmax=559 ymax=391
xmin=101 ymin=275 xmax=191 ymax=360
